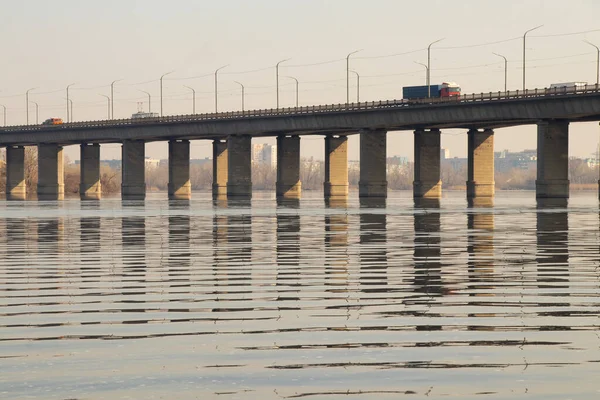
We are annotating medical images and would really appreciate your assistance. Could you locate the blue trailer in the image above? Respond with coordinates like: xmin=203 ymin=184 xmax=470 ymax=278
xmin=402 ymin=85 xmax=443 ymax=99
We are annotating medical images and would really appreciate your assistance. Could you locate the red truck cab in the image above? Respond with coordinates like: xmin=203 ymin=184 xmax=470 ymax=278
xmin=440 ymin=82 xmax=461 ymax=97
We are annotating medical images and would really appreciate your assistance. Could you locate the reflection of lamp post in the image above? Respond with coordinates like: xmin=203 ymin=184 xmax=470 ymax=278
xmin=99 ymin=94 xmax=110 ymax=119
xmin=346 ymin=50 xmax=361 ymax=103
xmin=523 ymin=25 xmax=543 ymax=91
xmin=183 ymin=85 xmax=196 ymax=114
xmin=31 ymin=102 xmax=39 ymax=124
xmin=427 ymin=38 xmax=444 ymax=98
xmin=284 ymin=76 xmax=299 ymax=107
xmin=66 ymin=83 xmax=75 ymax=122
xmin=276 ymin=58 xmax=291 ymax=108
xmin=160 ymin=71 xmax=174 ymax=117
xmin=0 ymin=105 xmax=6 ymax=126
xmin=214 ymin=65 xmax=228 ymax=113
xmin=110 ymin=79 xmax=122 ymax=119
xmin=234 ymin=81 xmax=245 ymax=111
xmin=25 ymin=87 xmax=36 ymax=125
xmin=140 ymin=90 xmax=151 ymax=113
xmin=349 ymin=70 xmax=360 ymax=102
xmin=492 ymin=53 xmax=508 ymax=91
xmin=414 ymin=61 xmax=428 ymax=87
xmin=584 ymin=40 xmax=600 ymax=85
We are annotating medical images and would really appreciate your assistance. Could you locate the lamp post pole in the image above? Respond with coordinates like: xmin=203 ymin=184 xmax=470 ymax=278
xmin=285 ymin=76 xmax=299 ymax=107
xmin=69 ymin=99 xmax=73 ymax=122
xmin=234 ymin=81 xmax=245 ymax=111
xmin=346 ymin=50 xmax=362 ymax=103
xmin=276 ymin=58 xmax=291 ymax=109
xmin=349 ymin=70 xmax=360 ymax=102
xmin=414 ymin=61 xmax=429 ymax=88
xmin=183 ymin=85 xmax=196 ymax=114
xmin=427 ymin=38 xmax=444 ymax=98
xmin=140 ymin=90 xmax=151 ymax=113
xmin=0 ymin=105 xmax=5 ymax=126
xmin=66 ymin=83 xmax=75 ymax=122
xmin=99 ymin=95 xmax=110 ymax=119
xmin=160 ymin=71 xmax=174 ymax=117
xmin=584 ymin=40 xmax=600 ymax=86
xmin=110 ymin=79 xmax=122 ymax=119
xmin=492 ymin=53 xmax=508 ymax=92
xmin=25 ymin=88 xmax=36 ymax=126
xmin=214 ymin=65 xmax=228 ymax=113
xmin=523 ymin=25 xmax=543 ymax=91
xmin=32 ymin=102 xmax=39 ymax=124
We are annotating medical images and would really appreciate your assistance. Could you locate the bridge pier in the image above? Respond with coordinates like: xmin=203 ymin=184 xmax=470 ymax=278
xmin=276 ymin=135 xmax=301 ymax=199
xmin=6 ymin=146 xmax=26 ymax=200
xmin=212 ymin=140 xmax=228 ymax=198
xmin=80 ymin=143 xmax=101 ymax=200
xmin=413 ymin=129 xmax=441 ymax=199
xmin=37 ymin=144 xmax=64 ymax=200
xmin=168 ymin=140 xmax=191 ymax=200
xmin=324 ymin=135 xmax=349 ymax=198
xmin=227 ymin=135 xmax=252 ymax=198
xmin=536 ymin=120 xmax=569 ymax=199
xmin=359 ymin=129 xmax=387 ymax=198
xmin=121 ymin=140 xmax=146 ymax=200
xmin=467 ymin=128 xmax=495 ymax=198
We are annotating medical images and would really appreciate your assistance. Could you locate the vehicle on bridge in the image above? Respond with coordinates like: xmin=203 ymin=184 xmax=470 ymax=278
xmin=131 ymin=111 xmax=159 ymax=119
xmin=403 ymin=82 xmax=461 ymax=99
xmin=41 ymin=117 xmax=63 ymax=125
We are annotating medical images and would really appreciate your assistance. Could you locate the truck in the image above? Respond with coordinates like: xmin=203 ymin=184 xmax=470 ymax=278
xmin=549 ymin=82 xmax=587 ymax=89
xmin=131 ymin=111 xmax=159 ymax=119
xmin=403 ymin=82 xmax=461 ymax=99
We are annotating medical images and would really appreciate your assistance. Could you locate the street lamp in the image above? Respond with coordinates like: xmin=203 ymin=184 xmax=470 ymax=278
xmin=349 ymin=70 xmax=360 ymax=102
xmin=427 ymin=38 xmax=444 ymax=98
xmin=214 ymin=65 xmax=229 ymax=113
xmin=234 ymin=81 xmax=245 ymax=111
xmin=110 ymin=79 xmax=123 ymax=119
xmin=414 ymin=61 xmax=429 ymax=87
xmin=346 ymin=49 xmax=362 ymax=103
xmin=160 ymin=71 xmax=174 ymax=117
xmin=25 ymin=88 xmax=36 ymax=126
xmin=66 ymin=83 xmax=76 ymax=122
xmin=140 ymin=90 xmax=152 ymax=113
xmin=99 ymin=95 xmax=110 ymax=119
xmin=276 ymin=58 xmax=291 ymax=108
xmin=183 ymin=85 xmax=196 ymax=114
xmin=584 ymin=40 xmax=600 ymax=86
xmin=523 ymin=25 xmax=543 ymax=91
xmin=0 ymin=105 xmax=5 ymax=126
xmin=492 ymin=53 xmax=508 ymax=92
xmin=31 ymin=102 xmax=39 ymax=124
xmin=69 ymin=99 xmax=73 ymax=122
xmin=284 ymin=76 xmax=299 ymax=107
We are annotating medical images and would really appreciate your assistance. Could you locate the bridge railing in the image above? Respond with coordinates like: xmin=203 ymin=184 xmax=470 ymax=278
xmin=1 ymin=84 xmax=599 ymax=133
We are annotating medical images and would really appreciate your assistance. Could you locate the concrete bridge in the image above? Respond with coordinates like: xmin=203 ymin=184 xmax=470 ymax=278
xmin=2 ymin=86 xmax=600 ymax=200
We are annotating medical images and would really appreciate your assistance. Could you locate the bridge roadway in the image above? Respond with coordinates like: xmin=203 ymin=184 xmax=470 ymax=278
xmin=1 ymin=86 xmax=600 ymax=201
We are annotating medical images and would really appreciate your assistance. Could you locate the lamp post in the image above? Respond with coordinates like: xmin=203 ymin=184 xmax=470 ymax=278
xmin=276 ymin=58 xmax=291 ymax=108
xmin=414 ymin=61 xmax=429 ymax=87
xmin=584 ymin=40 xmax=600 ymax=86
xmin=427 ymin=38 xmax=444 ymax=98
xmin=349 ymin=70 xmax=360 ymax=102
xmin=492 ymin=53 xmax=508 ymax=92
xmin=66 ymin=83 xmax=75 ymax=122
xmin=25 ymin=88 xmax=36 ymax=125
xmin=523 ymin=25 xmax=543 ymax=91
xmin=346 ymin=49 xmax=362 ymax=103
xmin=284 ymin=76 xmax=299 ymax=107
xmin=99 ymin=95 xmax=110 ymax=119
xmin=140 ymin=90 xmax=151 ymax=113
xmin=183 ymin=85 xmax=196 ymax=114
xmin=31 ymin=102 xmax=39 ymax=124
xmin=214 ymin=65 xmax=228 ymax=113
xmin=160 ymin=71 xmax=174 ymax=117
xmin=69 ymin=99 xmax=73 ymax=122
xmin=234 ymin=81 xmax=245 ymax=111
xmin=110 ymin=79 xmax=122 ymax=119
xmin=0 ymin=105 xmax=5 ymax=126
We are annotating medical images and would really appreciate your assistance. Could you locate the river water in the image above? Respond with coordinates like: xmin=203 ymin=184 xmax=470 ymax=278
xmin=1 ymin=191 xmax=599 ymax=399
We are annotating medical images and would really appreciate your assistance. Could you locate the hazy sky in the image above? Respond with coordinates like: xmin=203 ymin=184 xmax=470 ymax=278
xmin=1 ymin=0 xmax=600 ymax=161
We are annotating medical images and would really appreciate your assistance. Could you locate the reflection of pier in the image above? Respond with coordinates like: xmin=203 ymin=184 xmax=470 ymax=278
xmin=359 ymin=198 xmax=387 ymax=292
xmin=121 ymin=202 xmax=146 ymax=276
xmin=168 ymin=200 xmax=191 ymax=285
xmin=412 ymin=199 xmax=443 ymax=297
xmin=536 ymin=199 xmax=569 ymax=289
xmin=324 ymin=198 xmax=349 ymax=291
xmin=276 ymin=199 xmax=301 ymax=296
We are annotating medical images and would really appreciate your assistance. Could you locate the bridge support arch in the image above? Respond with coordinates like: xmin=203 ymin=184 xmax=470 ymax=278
xmin=324 ymin=135 xmax=349 ymax=198
xmin=121 ymin=140 xmax=146 ymax=200
xmin=6 ymin=146 xmax=27 ymax=200
xmin=536 ymin=120 xmax=569 ymax=199
xmin=359 ymin=129 xmax=387 ymax=198
xmin=168 ymin=140 xmax=191 ymax=200
xmin=413 ymin=129 xmax=442 ymax=199
xmin=37 ymin=144 xmax=64 ymax=200
xmin=276 ymin=135 xmax=302 ymax=199
xmin=467 ymin=128 xmax=495 ymax=198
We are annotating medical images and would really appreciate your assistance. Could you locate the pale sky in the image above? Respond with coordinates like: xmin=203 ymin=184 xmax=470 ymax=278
xmin=1 ymin=0 xmax=600 ymax=162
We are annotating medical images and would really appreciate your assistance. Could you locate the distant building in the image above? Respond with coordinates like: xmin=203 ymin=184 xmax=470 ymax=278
xmin=494 ymin=149 xmax=537 ymax=172
xmin=387 ymin=155 xmax=409 ymax=165
xmin=101 ymin=159 xmax=121 ymax=170
xmin=191 ymin=158 xmax=211 ymax=166
xmin=252 ymin=144 xmax=277 ymax=167
xmin=145 ymin=157 xmax=160 ymax=169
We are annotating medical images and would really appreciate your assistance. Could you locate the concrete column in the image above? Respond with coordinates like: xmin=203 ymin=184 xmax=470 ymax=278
xmin=80 ymin=143 xmax=101 ymax=200
xmin=324 ymin=135 xmax=348 ymax=198
xmin=212 ymin=140 xmax=228 ymax=198
xmin=413 ymin=128 xmax=441 ymax=198
xmin=121 ymin=140 xmax=145 ymax=200
xmin=467 ymin=128 xmax=495 ymax=198
xmin=276 ymin=135 xmax=301 ymax=198
xmin=359 ymin=129 xmax=387 ymax=198
xmin=37 ymin=144 xmax=64 ymax=200
xmin=168 ymin=140 xmax=191 ymax=200
xmin=6 ymin=146 xmax=26 ymax=200
xmin=226 ymin=135 xmax=252 ymax=198
xmin=536 ymin=120 xmax=569 ymax=199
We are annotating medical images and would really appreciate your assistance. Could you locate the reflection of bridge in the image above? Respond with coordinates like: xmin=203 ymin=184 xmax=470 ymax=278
xmin=2 ymin=86 xmax=600 ymax=200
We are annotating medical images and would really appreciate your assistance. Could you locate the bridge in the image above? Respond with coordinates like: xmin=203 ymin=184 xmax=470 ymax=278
xmin=2 ymin=86 xmax=600 ymax=201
